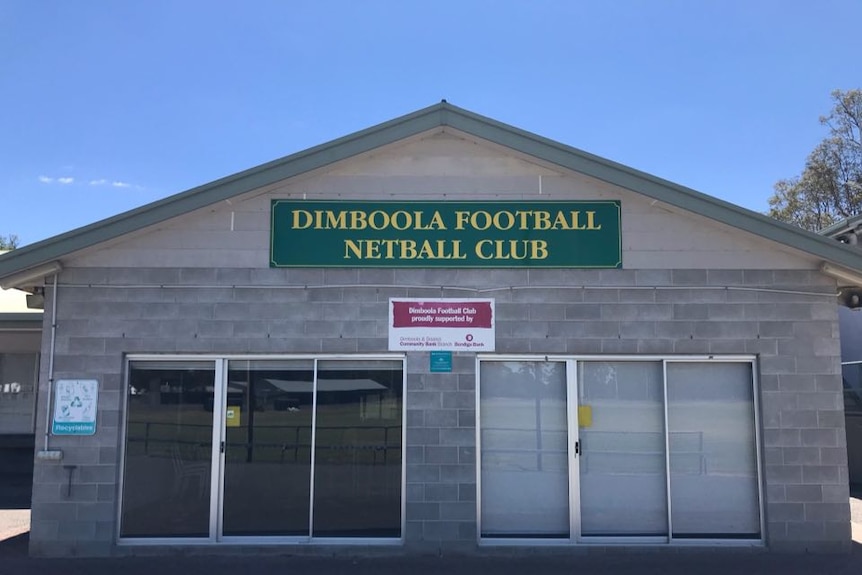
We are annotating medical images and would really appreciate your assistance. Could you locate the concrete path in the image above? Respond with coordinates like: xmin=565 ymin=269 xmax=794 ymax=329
xmin=0 ymin=546 xmax=860 ymax=575
xmin=0 ymin=510 xmax=28 ymax=541
xmin=0 ymin=494 xmax=860 ymax=575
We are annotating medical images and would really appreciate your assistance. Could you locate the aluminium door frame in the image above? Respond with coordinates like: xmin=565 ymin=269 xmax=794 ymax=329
xmin=118 ymin=353 xmax=406 ymax=547
xmin=476 ymin=354 xmax=764 ymax=548
xmin=475 ymin=354 xmax=581 ymax=546
xmin=662 ymin=356 xmax=765 ymax=546
xmin=116 ymin=355 xmax=222 ymax=546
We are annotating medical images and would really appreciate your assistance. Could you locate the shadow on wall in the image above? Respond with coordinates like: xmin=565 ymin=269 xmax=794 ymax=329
xmin=0 ymin=437 xmax=34 ymax=559
xmin=0 ymin=531 xmax=28 ymax=559
xmin=0 ymin=439 xmax=34 ymax=510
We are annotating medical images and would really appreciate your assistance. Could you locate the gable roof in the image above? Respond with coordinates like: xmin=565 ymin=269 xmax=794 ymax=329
xmin=3 ymin=101 xmax=862 ymax=287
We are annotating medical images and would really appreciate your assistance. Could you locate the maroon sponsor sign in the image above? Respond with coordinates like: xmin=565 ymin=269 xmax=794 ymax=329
xmin=388 ymin=298 xmax=496 ymax=351
xmin=391 ymin=300 xmax=493 ymax=328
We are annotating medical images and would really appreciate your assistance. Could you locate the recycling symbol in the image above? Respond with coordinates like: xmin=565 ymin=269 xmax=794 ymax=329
xmin=71 ymin=396 xmax=83 ymax=408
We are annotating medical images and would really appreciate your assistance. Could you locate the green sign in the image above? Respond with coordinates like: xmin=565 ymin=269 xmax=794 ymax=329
xmin=430 ymin=351 xmax=453 ymax=373
xmin=270 ymin=200 xmax=621 ymax=268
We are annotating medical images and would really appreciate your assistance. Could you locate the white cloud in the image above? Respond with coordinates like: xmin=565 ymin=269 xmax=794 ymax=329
xmin=40 ymin=174 xmax=141 ymax=189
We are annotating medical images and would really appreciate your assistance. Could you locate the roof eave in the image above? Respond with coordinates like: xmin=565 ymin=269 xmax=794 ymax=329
xmin=440 ymin=105 xmax=862 ymax=271
xmin=0 ymin=313 xmax=44 ymax=332
xmin=819 ymin=214 xmax=862 ymax=239
xmin=0 ymin=102 xmax=452 ymax=279
xmin=2 ymin=101 xmax=862 ymax=278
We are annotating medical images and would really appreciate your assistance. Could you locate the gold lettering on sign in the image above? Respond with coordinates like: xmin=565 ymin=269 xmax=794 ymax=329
xmin=474 ymin=240 xmax=549 ymax=260
xmin=293 ymin=209 xmax=448 ymax=231
xmin=343 ymin=239 xmax=468 ymax=260
xmin=294 ymin=208 xmax=603 ymax=232
xmin=287 ymin=204 xmax=612 ymax=265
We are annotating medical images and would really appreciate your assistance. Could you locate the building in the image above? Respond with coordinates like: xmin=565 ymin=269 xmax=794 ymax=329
xmin=818 ymin=217 xmax=862 ymax=486
xmin=0 ymin=280 xmax=42 ymax=438
xmin=0 ymin=272 xmax=43 ymax=510
xmin=0 ymin=103 xmax=858 ymax=556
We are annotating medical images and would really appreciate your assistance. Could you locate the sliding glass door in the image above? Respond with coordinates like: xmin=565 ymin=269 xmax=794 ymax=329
xmin=313 ymin=360 xmax=403 ymax=537
xmin=666 ymin=361 xmax=760 ymax=539
xmin=578 ymin=361 xmax=667 ymax=537
xmin=221 ymin=360 xmax=314 ymax=536
xmin=120 ymin=360 xmax=217 ymax=538
xmin=477 ymin=356 xmax=762 ymax=545
xmin=479 ymin=360 xmax=571 ymax=538
xmin=120 ymin=356 xmax=404 ymax=542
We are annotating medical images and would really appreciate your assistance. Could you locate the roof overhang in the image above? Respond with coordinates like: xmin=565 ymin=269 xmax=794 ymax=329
xmin=0 ymin=261 xmax=62 ymax=291
xmin=2 ymin=102 xmax=862 ymax=281
xmin=821 ymin=262 xmax=862 ymax=286
xmin=0 ymin=313 xmax=43 ymax=332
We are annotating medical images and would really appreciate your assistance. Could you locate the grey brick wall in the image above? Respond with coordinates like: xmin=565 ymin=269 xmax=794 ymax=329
xmin=28 ymin=266 xmax=851 ymax=555
xmin=405 ymin=352 xmax=477 ymax=550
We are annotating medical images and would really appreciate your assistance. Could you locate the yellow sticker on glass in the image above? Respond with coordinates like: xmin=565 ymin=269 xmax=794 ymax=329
xmin=578 ymin=405 xmax=592 ymax=428
xmin=226 ymin=406 xmax=241 ymax=427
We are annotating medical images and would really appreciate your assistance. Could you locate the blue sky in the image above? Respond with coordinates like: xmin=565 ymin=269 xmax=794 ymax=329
xmin=1 ymin=0 xmax=860 ymax=246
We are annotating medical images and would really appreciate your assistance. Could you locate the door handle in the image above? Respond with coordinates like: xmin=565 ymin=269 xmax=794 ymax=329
xmin=220 ymin=441 xmax=225 ymax=454
xmin=574 ymin=441 xmax=580 ymax=456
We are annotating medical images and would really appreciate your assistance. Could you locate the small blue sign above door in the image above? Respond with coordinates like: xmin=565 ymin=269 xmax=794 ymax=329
xmin=430 ymin=351 xmax=453 ymax=373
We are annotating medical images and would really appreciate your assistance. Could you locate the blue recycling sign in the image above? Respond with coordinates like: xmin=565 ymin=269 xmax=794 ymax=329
xmin=52 ymin=379 xmax=98 ymax=435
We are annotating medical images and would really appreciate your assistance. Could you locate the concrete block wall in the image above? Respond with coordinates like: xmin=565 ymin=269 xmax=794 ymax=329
xmin=405 ymin=352 xmax=477 ymax=550
xmin=28 ymin=266 xmax=851 ymax=555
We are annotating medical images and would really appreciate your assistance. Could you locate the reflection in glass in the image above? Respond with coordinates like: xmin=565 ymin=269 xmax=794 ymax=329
xmin=480 ymin=361 xmax=569 ymax=537
xmin=120 ymin=361 xmax=215 ymax=538
xmin=579 ymin=362 xmax=667 ymax=536
xmin=667 ymin=362 xmax=760 ymax=538
xmin=312 ymin=360 xmax=403 ymax=537
xmin=0 ymin=353 xmax=38 ymax=434
xmin=843 ymin=363 xmax=862 ymax=414
xmin=222 ymin=360 xmax=314 ymax=536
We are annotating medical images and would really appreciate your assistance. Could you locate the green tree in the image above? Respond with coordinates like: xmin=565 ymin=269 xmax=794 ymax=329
xmin=768 ymin=89 xmax=862 ymax=231
xmin=0 ymin=234 xmax=18 ymax=250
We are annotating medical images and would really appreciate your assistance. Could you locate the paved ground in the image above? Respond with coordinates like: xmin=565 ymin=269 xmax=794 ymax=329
xmin=0 ymin=510 xmax=28 ymax=541
xmin=0 ymin=509 xmax=860 ymax=575
xmin=0 ymin=486 xmax=859 ymax=574
xmin=853 ymin=493 xmax=862 ymax=542
xmin=0 ymin=541 xmax=860 ymax=575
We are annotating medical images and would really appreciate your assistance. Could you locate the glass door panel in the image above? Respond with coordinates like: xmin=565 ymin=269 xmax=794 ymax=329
xmin=312 ymin=360 xmax=403 ymax=537
xmin=0 ymin=353 xmax=39 ymax=434
xmin=120 ymin=361 xmax=215 ymax=538
xmin=479 ymin=361 xmax=570 ymax=538
xmin=578 ymin=361 xmax=667 ymax=536
xmin=222 ymin=360 xmax=314 ymax=536
xmin=666 ymin=362 xmax=760 ymax=538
